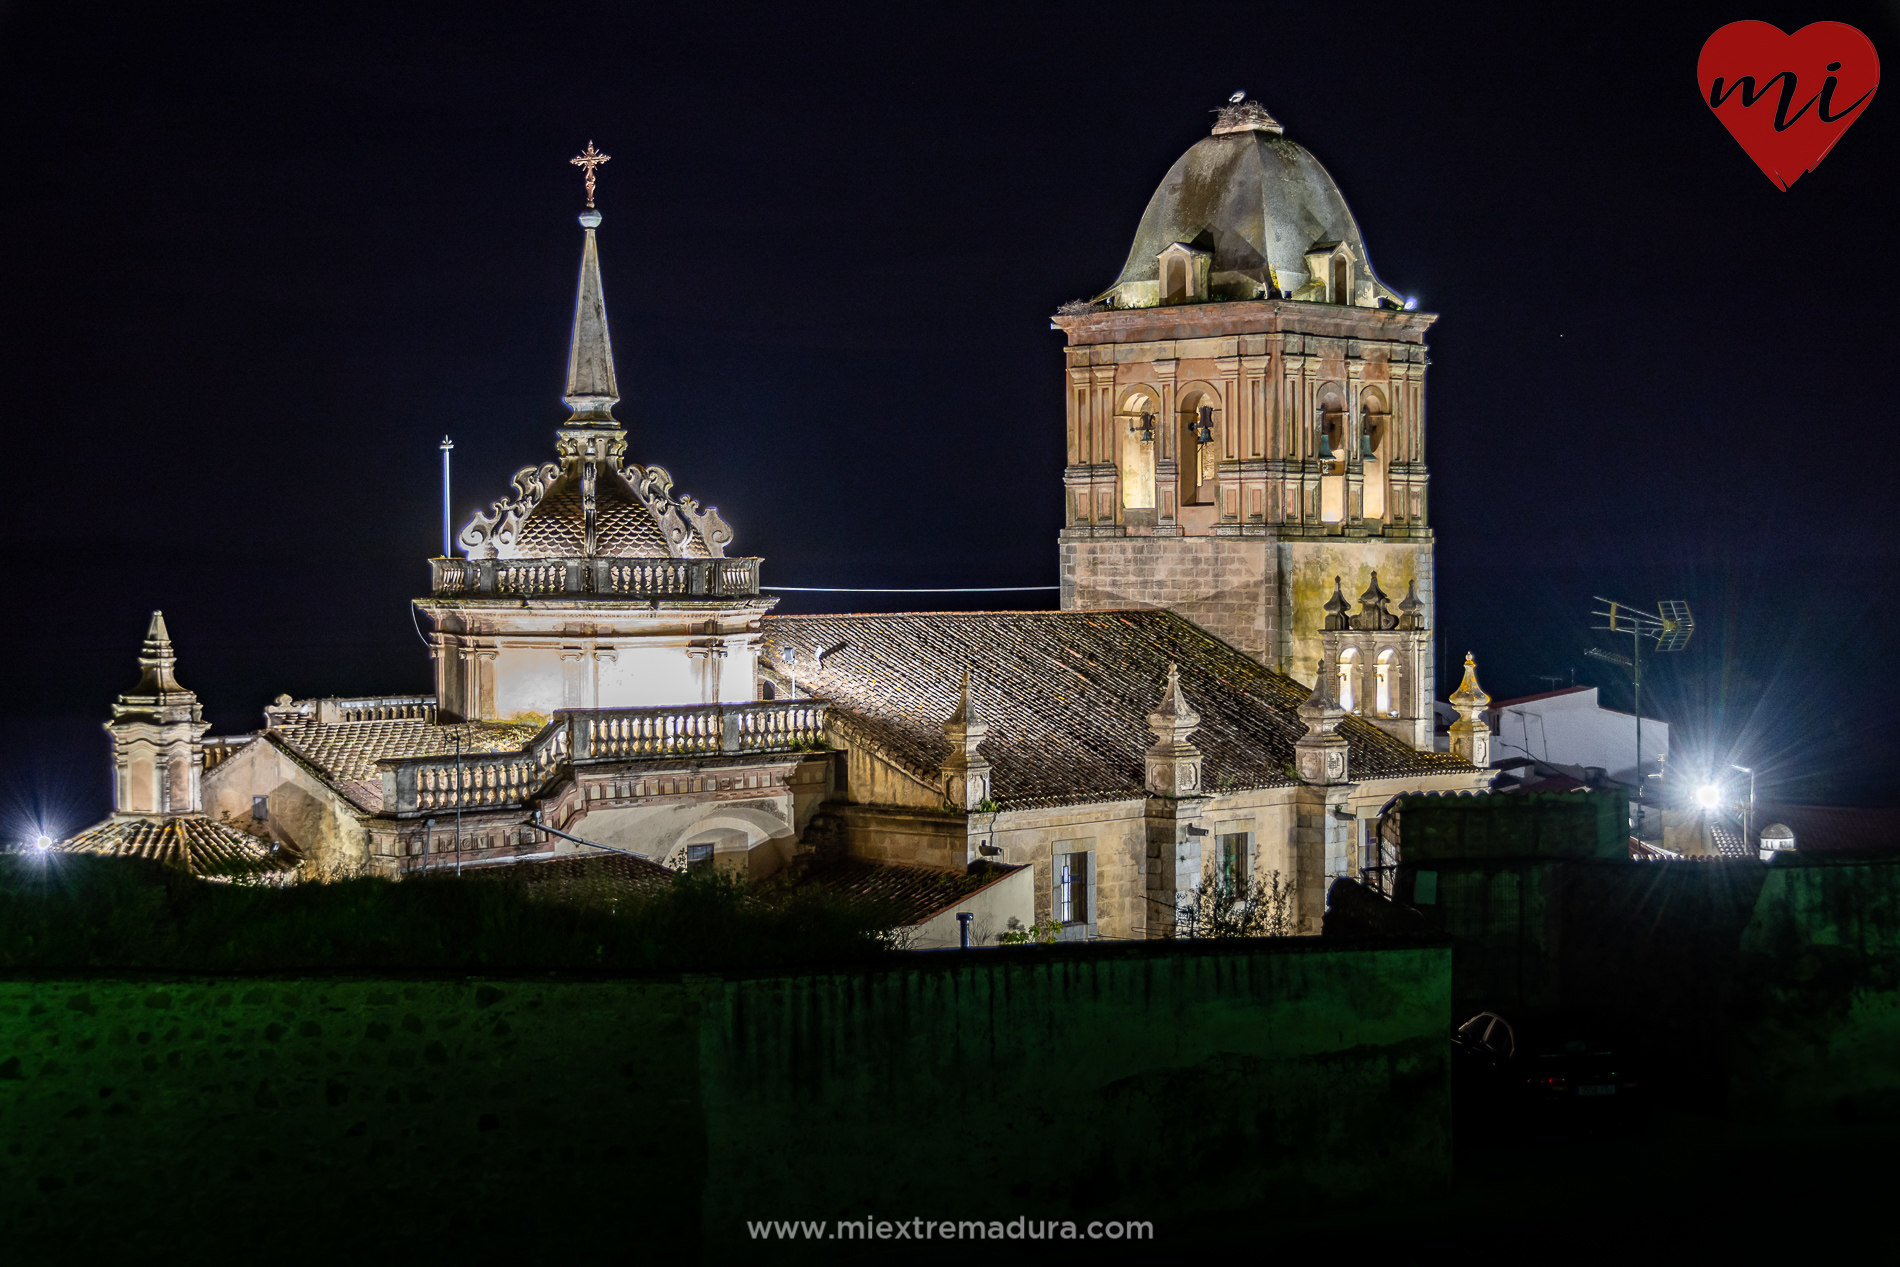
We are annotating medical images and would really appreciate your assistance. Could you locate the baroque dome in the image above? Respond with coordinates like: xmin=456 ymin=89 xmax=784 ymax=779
xmin=1102 ymin=99 xmax=1400 ymax=308
xmin=511 ymin=464 xmax=713 ymax=559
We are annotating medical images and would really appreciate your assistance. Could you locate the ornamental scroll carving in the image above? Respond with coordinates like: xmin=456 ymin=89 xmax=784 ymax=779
xmin=452 ymin=452 xmax=735 ymax=560
xmin=622 ymin=463 xmax=731 ymax=560
xmin=458 ymin=462 xmax=561 ymax=559
xmin=678 ymin=496 xmax=732 ymax=559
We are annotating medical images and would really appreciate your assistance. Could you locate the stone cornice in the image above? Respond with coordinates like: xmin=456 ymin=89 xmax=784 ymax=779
xmin=1051 ymin=300 xmax=1437 ymax=347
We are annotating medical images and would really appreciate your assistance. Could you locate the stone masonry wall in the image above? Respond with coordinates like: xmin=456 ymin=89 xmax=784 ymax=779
xmin=1062 ymin=538 xmax=1274 ymax=663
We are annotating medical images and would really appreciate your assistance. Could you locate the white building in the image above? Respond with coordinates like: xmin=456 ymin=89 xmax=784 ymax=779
xmin=1482 ymin=686 xmax=1667 ymax=788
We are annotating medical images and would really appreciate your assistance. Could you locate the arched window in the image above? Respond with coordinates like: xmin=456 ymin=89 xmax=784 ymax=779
xmin=1118 ymin=388 xmax=1158 ymax=509
xmin=1337 ymin=648 xmax=1359 ymax=714
xmin=1375 ymin=648 xmax=1398 ymax=716
xmin=1330 ymin=256 xmax=1348 ymax=304
xmin=1177 ymin=389 xmax=1220 ymax=506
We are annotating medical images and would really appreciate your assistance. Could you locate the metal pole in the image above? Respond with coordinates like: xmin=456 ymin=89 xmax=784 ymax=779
xmin=1732 ymin=763 xmax=1754 ymax=853
xmin=1632 ymin=626 xmax=1643 ymax=838
xmin=439 ymin=436 xmax=454 ymax=557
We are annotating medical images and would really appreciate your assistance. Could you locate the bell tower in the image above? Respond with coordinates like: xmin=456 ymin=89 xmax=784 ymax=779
xmin=1052 ymin=95 xmax=1438 ymax=748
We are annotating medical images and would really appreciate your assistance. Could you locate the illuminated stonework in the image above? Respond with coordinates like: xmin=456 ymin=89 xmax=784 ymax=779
xmin=1052 ymin=96 xmax=1435 ymax=749
xmin=413 ymin=207 xmax=774 ymax=722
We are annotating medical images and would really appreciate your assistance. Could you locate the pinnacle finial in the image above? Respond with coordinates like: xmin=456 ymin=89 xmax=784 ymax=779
xmin=1450 ymin=652 xmax=1490 ymax=710
xmin=132 ymin=609 xmax=186 ymax=697
xmin=1301 ymin=659 xmax=1343 ymax=715
xmin=946 ymin=669 xmax=981 ymax=727
xmin=562 ymin=190 xmax=620 ymax=424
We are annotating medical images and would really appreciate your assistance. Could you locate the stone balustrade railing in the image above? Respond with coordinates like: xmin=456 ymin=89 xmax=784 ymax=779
xmin=201 ymin=735 xmax=252 ymax=774
xmin=264 ymin=694 xmax=438 ymax=728
xmin=377 ymin=700 xmax=827 ymax=816
xmin=428 ymin=556 xmax=761 ymax=600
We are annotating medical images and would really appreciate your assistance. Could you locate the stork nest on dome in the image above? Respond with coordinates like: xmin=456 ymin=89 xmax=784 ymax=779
xmin=1212 ymin=98 xmax=1283 ymax=135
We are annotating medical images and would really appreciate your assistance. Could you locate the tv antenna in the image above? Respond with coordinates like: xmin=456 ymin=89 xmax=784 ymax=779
xmin=1588 ymin=597 xmax=1694 ymax=828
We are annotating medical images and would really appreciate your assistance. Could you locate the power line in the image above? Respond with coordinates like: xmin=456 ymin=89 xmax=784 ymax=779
xmin=761 ymin=586 xmax=1059 ymax=593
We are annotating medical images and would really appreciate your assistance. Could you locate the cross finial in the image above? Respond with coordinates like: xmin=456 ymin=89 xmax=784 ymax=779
xmin=570 ymin=141 xmax=610 ymax=208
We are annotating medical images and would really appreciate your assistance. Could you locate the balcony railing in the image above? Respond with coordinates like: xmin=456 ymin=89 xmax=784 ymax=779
xmin=377 ymin=700 xmax=826 ymax=816
xmin=202 ymin=735 xmax=253 ymax=774
xmin=264 ymin=694 xmax=438 ymax=727
xmin=428 ymin=556 xmax=761 ymax=600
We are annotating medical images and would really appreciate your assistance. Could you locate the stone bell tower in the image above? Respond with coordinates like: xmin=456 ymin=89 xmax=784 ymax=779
xmin=1052 ymin=95 xmax=1437 ymax=746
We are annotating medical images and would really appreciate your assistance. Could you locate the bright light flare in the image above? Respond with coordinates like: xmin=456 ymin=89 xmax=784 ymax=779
xmin=1694 ymin=784 xmax=1721 ymax=810
xmin=32 ymin=834 xmax=52 ymax=851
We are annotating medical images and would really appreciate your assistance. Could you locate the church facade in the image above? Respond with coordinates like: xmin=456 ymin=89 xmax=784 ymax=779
xmin=59 ymin=101 xmax=1494 ymax=939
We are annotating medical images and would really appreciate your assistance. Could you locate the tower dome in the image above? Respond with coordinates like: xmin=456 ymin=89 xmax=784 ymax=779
xmin=1102 ymin=97 xmax=1402 ymax=309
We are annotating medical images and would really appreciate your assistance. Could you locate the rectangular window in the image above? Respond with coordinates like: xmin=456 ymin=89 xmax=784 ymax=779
xmin=251 ymin=795 xmax=268 ymax=823
xmin=1052 ymin=840 xmax=1098 ymax=940
xmin=685 ymin=843 xmax=715 ymax=873
xmin=1056 ymin=852 xmax=1089 ymax=924
xmin=1216 ymin=831 xmax=1251 ymax=895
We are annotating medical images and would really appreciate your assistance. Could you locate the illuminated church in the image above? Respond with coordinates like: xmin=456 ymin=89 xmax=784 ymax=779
xmin=61 ymin=100 xmax=1494 ymax=938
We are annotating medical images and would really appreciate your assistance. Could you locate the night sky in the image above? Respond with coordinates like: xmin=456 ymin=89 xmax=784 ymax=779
xmin=3 ymin=2 xmax=1896 ymax=838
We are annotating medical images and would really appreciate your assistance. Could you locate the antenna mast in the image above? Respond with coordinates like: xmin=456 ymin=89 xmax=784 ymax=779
xmin=1589 ymin=597 xmax=1694 ymax=838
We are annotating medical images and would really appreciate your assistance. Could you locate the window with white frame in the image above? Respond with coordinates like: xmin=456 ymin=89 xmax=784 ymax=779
xmin=1054 ymin=844 xmax=1096 ymax=934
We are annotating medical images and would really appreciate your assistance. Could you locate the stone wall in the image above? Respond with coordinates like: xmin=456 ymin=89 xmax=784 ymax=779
xmin=1059 ymin=535 xmax=1434 ymax=690
xmin=1061 ymin=537 xmax=1274 ymax=663
xmin=0 ymin=938 xmax=1451 ymax=1257
xmin=1400 ymin=848 xmax=1900 ymax=1124
xmin=202 ymin=737 xmax=369 ymax=874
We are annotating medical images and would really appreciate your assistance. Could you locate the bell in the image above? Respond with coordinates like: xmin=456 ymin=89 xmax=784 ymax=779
xmin=1193 ymin=405 xmax=1216 ymax=445
xmin=1359 ymin=429 xmax=1377 ymax=463
xmin=1316 ymin=429 xmax=1336 ymax=461
xmin=1137 ymin=411 xmax=1156 ymax=443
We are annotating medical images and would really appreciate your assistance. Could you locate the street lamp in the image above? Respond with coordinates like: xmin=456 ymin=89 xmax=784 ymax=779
xmin=1694 ymin=784 xmax=1720 ymax=811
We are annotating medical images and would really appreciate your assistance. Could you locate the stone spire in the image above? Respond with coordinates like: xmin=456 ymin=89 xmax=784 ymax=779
xmin=1145 ymin=663 xmax=1204 ymax=797
xmin=1295 ymin=660 xmax=1350 ymax=784
xmin=107 ymin=611 xmax=208 ymax=815
xmin=1448 ymin=652 xmax=1492 ymax=767
xmin=129 ymin=610 xmax=188 ymax=701
xmin=939 ymin=671 xmax=992 ymax=812
xmin=562 ymin=207 xmax=620 ymax=426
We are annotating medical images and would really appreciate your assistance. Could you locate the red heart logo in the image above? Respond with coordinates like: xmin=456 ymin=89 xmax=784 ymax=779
xmin=1698 ymin=21 xmax=1879 ymax=189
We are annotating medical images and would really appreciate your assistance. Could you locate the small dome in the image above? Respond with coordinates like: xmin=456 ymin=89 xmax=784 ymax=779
xmin=1104 ymin=102 xmax=1398 ymax=308
xmin=512 ymin=467 xmax=710 ymax=559
xmin=1760 ymin=823 xmax=1795 ymax=842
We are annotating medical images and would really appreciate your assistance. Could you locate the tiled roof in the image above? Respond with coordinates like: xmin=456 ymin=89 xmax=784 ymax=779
xmin=271 ymin=718 xmax=541 ymax=811
xmin=761 ymin=609 xmax=1469 ymax=810
xmin=787 ymin=857 xmax=1024 ymax=927
xmin=514 ymin=471 xmax=710 ymax=558
xmin=59 ymin=814 xmax=296 ymax=879
xmin=454 ymin=851 xmax=677 ymax=896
